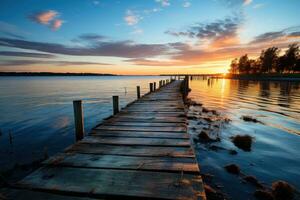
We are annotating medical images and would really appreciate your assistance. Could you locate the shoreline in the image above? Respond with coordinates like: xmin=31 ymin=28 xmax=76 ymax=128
xmin=215 ymin=74 xmax=300 ymax=82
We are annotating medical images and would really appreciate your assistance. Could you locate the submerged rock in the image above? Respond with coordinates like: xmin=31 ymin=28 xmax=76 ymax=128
xmin=224 ymin=164 xmax=240 ymax=175
xmin=241 ymin=115 xmax=260 ymax=123
xmin=228 ymin=149 xmax=238 ymax=155
xmin=272 ymin=181 xmax=294 ymax=200
xmin=209 ymin=145 xmax=225 ymax=151
xmin=254 ymin=190 xmax=273 ymax=200
xmin=243 ymin=175 xmax=264 ymax=188
xmin=204 ymin=184 xmax=226 ymax=200
xmin=198 ymin=131 xmax=211 ymax=141
xmin=231 ymin=135 xmax=253 ymax=151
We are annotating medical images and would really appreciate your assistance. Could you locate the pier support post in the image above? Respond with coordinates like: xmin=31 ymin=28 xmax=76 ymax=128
xmin=163 ymin=80 xmax=165 ymax=86
xmin=73 ymin=100 xmax=84 ymax=141
xmin=113 ymin=96 xmax=119 ymax=115
xmin=159 ymin=80 xmax=162 ymax=88
xmin=153 ymin=82 xmax=156 ymax=91
xmin=150 ymin=83 xmax=153 ymax=92
xmin=136 ymin=86 xmax=140 ymax=99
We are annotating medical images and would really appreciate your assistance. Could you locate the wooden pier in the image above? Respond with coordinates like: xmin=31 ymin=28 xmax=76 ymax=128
xmin=1 ymin=79 xmax=206 ymax=200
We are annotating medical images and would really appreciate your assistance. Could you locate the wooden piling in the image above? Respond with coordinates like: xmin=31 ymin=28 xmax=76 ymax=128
xmin=149 ymin=83 xmax=153 ymax=92
xmin=73 ymin=100 xmax=84 ymax=141
xmin=159 ymin=80 xmax=162 ymax=88
xmin=153 ymin=82 xmax=156 ymax=91
xmin=136 ymin=86 xmax=141 ymax=99
xmin=113 ymin=96 xmax=119 ymax=115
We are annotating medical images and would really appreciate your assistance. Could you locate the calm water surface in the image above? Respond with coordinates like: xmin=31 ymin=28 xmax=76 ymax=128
xmin=0 ymin=76 xmax=162 ymax=170
xmin=189 ymin=78 xmax=300 ymax=199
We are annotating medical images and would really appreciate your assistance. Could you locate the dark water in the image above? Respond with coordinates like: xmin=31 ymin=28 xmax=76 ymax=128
xmin=0 ymin=76 xmax=162 ymax=171
xmin=188 ymin=78 xmax=300 ymax=199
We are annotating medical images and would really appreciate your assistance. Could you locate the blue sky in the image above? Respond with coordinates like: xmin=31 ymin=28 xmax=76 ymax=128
xmin=0 ymin=0 xmax=300 ymax=74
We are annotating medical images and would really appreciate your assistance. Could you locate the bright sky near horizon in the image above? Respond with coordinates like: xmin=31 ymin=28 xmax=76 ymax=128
xmin=0 ymin=0 xmax=300 ymax=75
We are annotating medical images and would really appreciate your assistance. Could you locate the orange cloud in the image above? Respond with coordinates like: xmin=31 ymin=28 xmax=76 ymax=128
xmin=52 ymin=19 xmax=63 ymax=31
xmin=31 ymin=10 xmax=58 ymax=24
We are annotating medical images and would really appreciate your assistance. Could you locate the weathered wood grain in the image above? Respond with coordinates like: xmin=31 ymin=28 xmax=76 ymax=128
xmin=81 ymin=136 xmax=190 ymax=147
xmin=95 ymin=125 xmax=186 ymax=132
xmin=90 ymin=130 xmax=190 ymax=139
xmin=0 ymin=188 xmax=96 ymax=200
xmin=44 ymin=153 xmax=199 ymax=173
xmin=100 ymin=121 xmax=186 ymax=127
xmin=17 ymin=167 xmax=205 ymax=200
xmin=65 ymin=143 xmax=195 ymax=158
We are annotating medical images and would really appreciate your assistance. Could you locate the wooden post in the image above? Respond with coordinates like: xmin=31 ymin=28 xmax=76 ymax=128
xmin=163 ymin=80 xmax=165 ymax=86
xmin=159 ymin=80 xmax=162 ymax=88
xmin=113 ymin=96 xmax=119 ymax=115
xmin=186 ymin=75 xmax=189 ymax=91
xmin=73 ymin=100 xmax=84 ymax=141
xmin=136 ymin=86 xmax=140 ymax=99
xmin=149 ymin=83 xmax=153 ymax=92
xmin=153 ymin=82 xmax=156 ymax=91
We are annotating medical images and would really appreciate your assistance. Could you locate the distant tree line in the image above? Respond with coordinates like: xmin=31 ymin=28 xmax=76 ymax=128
xmin=229 ymin=43 xmax=300 ymax=74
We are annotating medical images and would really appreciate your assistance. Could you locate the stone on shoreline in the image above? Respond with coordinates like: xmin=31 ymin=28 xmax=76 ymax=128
xmin=272 ymin=181 xmax=294 ymax=200
xmin=231 ymin=134 xmax=253 ymax=151
xmin=224 ymin=164 xmax=240 ymax=175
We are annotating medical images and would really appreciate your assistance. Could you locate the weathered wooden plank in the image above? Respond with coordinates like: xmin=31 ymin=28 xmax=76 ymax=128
xmin=17 ymin=167 xmax=205 ymax=200
xmin=90 ymin=130 xmax=189 ymax=139
xmin=100 ymin=121 xmax=186 ymax=127
xmin=65 ymin=143 xmax=195 ymax=158
xmin=44 ymin=153 xmax=199 ymax=173
xmin=95 ymin=125 xmax=186 ymax=132
xmin=104 ymin=118 xmax=186 ymax=124
xmin=108 ymin=116 xmax=186 ymax=123
xmin=0 ymin=188 xmax=96 ymax=200
xmin=116 ymin=112 xmax=186 ymax=117
xmin=123 ymin=109 xmax=184 ymax=113
xmin=81 ymin=136 xmax=190 ymax=147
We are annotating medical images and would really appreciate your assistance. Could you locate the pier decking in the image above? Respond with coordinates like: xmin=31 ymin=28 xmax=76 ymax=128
xmin=1 ymin=80 xmax=206 ymax=200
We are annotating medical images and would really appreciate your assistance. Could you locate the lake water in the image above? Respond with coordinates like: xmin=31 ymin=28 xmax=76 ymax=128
xmin=0 ymin=76 xmax=299 ymax=199
xmin=0 ymin=76 xmax=162 ymax=170
xmin=188 ymin=78 xmax=300 ymax=199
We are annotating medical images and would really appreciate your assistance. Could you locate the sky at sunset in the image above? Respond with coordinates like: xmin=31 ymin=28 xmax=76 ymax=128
xmin=0 ymin=0 xmax=300 ymax=75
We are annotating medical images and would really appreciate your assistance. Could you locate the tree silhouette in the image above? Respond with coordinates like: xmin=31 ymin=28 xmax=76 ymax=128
xmin=284 ymin=43 xmax=299 ymax=73
xmin=238 ymin=54 xmax=251 ymax=74
xmin=229 ymin=43 xmax=299 ymax=74
xmin=259 ymin=47 xmax=279 ymax=73
xmin=229 ymin=58 xmax=239 ymax=74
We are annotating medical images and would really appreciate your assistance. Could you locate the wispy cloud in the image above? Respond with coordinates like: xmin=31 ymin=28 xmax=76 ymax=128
xmin=243 ymin=0 xmax=252 ymax=6
xmin=0 ymin=60 xmax=111 ymax=67
xmin=166 ymin=15 xmax=242 ymax=48
xmin=124 ymin=10 xmax=140 ymax=26
xmin=52 ymin=19 xmax=63 ymax=30
xmin=251 ymin=26 xmax=300 ymax=44
xmin=29 ymin=10 xmax=64 ymax=31
xmin=128 ymin=25 xmax=300 ymax=67
xmin=76 ymin=33 xmax=107 ymax=42
xmin=0 ymin=36 xmax=169 ymax=58
xmin=183 ymin=1 xmax=191 ymax=8
xmin=0 ymin=21 xmax=28 ymax=39
xmin=30 ymin=10 xmax=58 ymax=25
xmin=0 ymin=51 xmax=55 ymax=58
xmin=155 ymin=0 xmax=170 ymax=7
xmin=253 ymin=3 xmax=265 ymax=9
